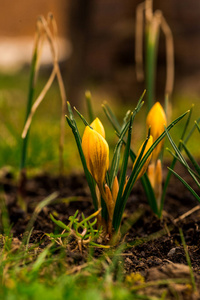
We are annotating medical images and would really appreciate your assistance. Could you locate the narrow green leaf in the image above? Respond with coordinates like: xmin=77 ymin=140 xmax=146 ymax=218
xmin=160 ymin=108 xmax=193 ymax=216
xmin=79 ymin=209 xmax=101 ymax=226
xmin=184 ymin=117 xmax=200 ymax=144
xmin=102 ymin=102 xmax=121 ymax=132
xmin=141 ymin=173 xmax=158 ymax=215
xmin=85 ymin=90 xmax=94 ymax=123
xmin=68 ymin=210 xmax=79 ymax=228
xmin=146 ymin=26 xmax=160 ymax=112
xmin=32 ymin=243 xmax=53 ymax=273
xmin=109 ymin=140 xmax=123 ymax=188
xmin=195 ymin=120 xmax=200 ymax=133
xmin=128 ymin=137 xmax=159 ymax=216
xmin=168 ymin=168 xmax=200 ymax=202
xmin=74 ymin=106 xmax=90 ymax=127
xmin=113 ymin=132 xmax=150 ymax=231
xmin=179 ymin=228 xmax=197 ymax=291
xmin=121 ymin=110 xmax=131 ymax=133
xmin=118 ymin=115 xmax=133 ymax=190
xmin=109 ymin=115 xmax=133 ymax=187
xmin=47 ymin=232 xmax=69 ymax=238
xmin=113 ymin=115 xmax=134 ymax=228
xmin=181 ymin=141 xmax=200 ymax=175
xmin=102 ymin=90 xmax=145 ymax=134
xmin=20 ymin=46 xmax=38 ymax=170
xmin=22 ymin=192 xmax=58 ymax=245
xmin=165 ymin=126 xmax=200 ymax=189
xmin=66 ymin=103 xmax=98 ymax=210
xmin=166 ymin=148 xmax=200 ymax=180
xmin=50 ymin=214 xmax=70 ymax=231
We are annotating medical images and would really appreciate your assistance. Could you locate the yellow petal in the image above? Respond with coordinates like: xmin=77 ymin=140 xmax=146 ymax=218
xmin=105 ymin=184 xmax=114 ymax=214
xmin=147 ymin=162 xmax=155 ymax=188
xmin=82 ymin=126 xmax=109 ymax=184
xmin=90 ymin=118 xmax=105 ymax=138
xmin=146 ymin=102 xmax=167 ymax=160
xmin=133 ymin=135 xmax=153 ymax=181
xmin=112 ymin=176 xmax=119 ymax=203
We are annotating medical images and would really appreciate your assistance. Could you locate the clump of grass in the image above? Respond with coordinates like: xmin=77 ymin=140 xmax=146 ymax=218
xmin=20 ymin=16 xmax=66 ymax=170
xmin=135 ymin=0 xmax=174 ymax=112
xmin=17 ymin=13 xmax=68 ymax=210
xmin=48 ymin=209 xmax=110 ymax=251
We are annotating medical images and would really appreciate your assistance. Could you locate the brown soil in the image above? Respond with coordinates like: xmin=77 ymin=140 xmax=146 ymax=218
xmin=1 ymin=164 xmax=200 ymax=299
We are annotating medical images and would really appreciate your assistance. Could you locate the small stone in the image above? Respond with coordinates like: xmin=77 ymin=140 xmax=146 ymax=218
xmin=167 ymin=247 xmax=176 ymax=257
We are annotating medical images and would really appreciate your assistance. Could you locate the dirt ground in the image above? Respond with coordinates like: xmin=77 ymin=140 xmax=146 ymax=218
xmin=1 ymin=163 xmax=200 ymax=299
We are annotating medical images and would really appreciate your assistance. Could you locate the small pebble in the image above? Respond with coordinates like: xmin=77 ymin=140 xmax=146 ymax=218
xmin=167 ymin=247 xmax=176 ymax=257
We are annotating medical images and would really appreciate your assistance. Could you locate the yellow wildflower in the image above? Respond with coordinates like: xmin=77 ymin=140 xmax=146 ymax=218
xmin=90 ymin=118 xmax=105 ymax=138
xmin=82 ymin=126 xmax=109 ymax=185
xmin=146 ymin=102 xmax=167 ymax=161
xmin=133 ymin=135 xmax=153 ymax=181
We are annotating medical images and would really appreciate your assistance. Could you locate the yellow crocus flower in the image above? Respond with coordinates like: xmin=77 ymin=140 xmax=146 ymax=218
xmin=133 ymin=135 xmax=153 ymax=181
xmin=90 ymin=118 xmax=105 ymax=138
xmin=82 ymin=126 xmax=109 ymax=185
xmin=146 ymin=102 xmax=167 ymax=161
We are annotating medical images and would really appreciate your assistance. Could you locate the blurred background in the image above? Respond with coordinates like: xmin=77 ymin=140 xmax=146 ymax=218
xmin=0 ymin=0 xmax=199 ymax=172
xmin=0 ymin=0 xmax=199 ymax=103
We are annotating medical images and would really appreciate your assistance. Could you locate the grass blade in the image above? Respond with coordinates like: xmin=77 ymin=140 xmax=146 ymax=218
xmin=22 ymin=192 xmax=58 ymax=245
xmin=20 ymin=42 xmax=38 ymax=170
xmin=181 ymin=141 xmax=200 ymax=175
xmin=66 ymin=102 xmax=98 ymax=210
xmin=179 ymin=228 xmax=197 ymax=291
xmin=168 ymin=168 xmax=200 ymax=202
xmin=102 ymin=102 xmax=121 ymax=132
xmin=141 ymin=173 xmax=158 ymax=215
xmin=74 ymin=106 xmax=90 ymax=127
xmin=184 ymin=117 xmax=200 ymax=144
xmin=130 ymin=146 xmax=158 ymax=216
xmin=50 ymin=214 xmax=70 ymax=231
xmin=195 ymin=120 xmax=200 ymax=133
xmin=165 ymin=127 xmax=200 ymax=189
xmin=160 ymin=107 xmax=194 ymax=216
xmin=85 ymin=91 xmax=94 ymax=123
xmin=109 ymin=141 xmax=123 ymax=188
xmin=113 ymin=115 xmax=134 ymax=229
xmin=113 ymin=132 xmax=150 ymax=231
xmin=166 ymin=148 xmax=200 ymax=180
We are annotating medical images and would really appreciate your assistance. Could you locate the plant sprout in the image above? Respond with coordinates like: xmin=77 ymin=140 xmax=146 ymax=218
xmin=103 ymin=99 xmax=189 ymax=219
xmin=66 ymin=94 xmax=188 ymax=240
xmin=146 ymin=102 xmax=167 ymax=210
xmin=48 ymin=209 xmax=108 ymax=252
xmin=135 ymin=0 xmax=174 ymax=112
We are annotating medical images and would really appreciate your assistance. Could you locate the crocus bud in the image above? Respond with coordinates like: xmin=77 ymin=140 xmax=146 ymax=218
xmin=82 ymin=126 xmax=109 ymax=185
xmin=147 ymin=159 xmax=162 ymax=209
xmin=133 ymin=135 xmax=153 ymax=181
xmin=146 ymin=102 xmax=167 ymax=161
xmin=105 ymin=184 xmax=114 ymax=215
xmin=112 ymin=176 xmax=119 ymax=203
xmin=90 ymin=118 xmax=105 ymax=138
xmin=147 ymin=162 xmax=155 ymax=188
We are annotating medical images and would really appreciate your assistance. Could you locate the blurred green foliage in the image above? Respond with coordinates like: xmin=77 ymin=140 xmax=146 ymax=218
xmin=0 ymin=70 xmax=199 ymax=176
